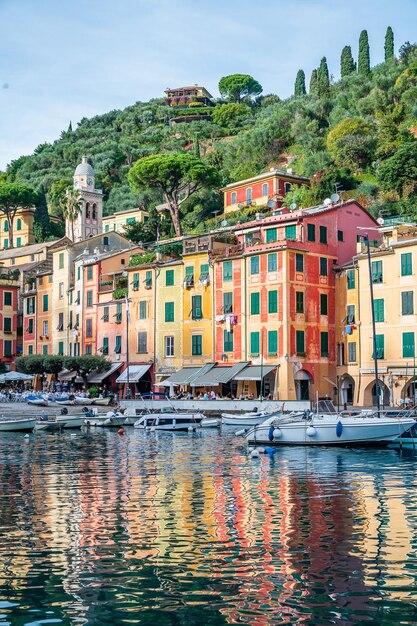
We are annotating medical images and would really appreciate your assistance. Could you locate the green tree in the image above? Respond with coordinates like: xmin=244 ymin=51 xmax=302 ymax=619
xmin=49 ymin=178 xmax=72 ymax=216
xmin=317 ymin=57 xmax=330 ymax=95
xmin=377 ymin=140 xmax=417 ymax=197
xmin=399 ymin=41 xmax=417 ymax=66
xmin=211 ymin=103 xmax=251 ymax=128
xmin=218 ymin=74 xmax=263 ymax=103
xmin=15 ymin=354 xmax=65 ymax=375
xmin=294 ymin=70 xmax=306 ymax=96
xmin=0 ymin=183 xmax=37 ymax=248
xmin=385 ymin=26 xmax=394 ymax=62
xmin=309 ymin=68 xmax=318 ymax=94
xmin=123 ymin=206 xmax=161 ymax=244
xmin=326 ymin=117 xmax=376 ymax=169
xmin=358 ymin=30 xmax=371 ymax=76
xmin=33 ymin=188 xmax=52 ymax=242
xmin=61 ymin=187 xmax=82 ymax=241
xmin=340 ymin=46 xmax=356 ymax=77
xmin=63 ymin=355 xmax=111 ymax=383
xmin=128 ymin=153 xmax=221 ymax=236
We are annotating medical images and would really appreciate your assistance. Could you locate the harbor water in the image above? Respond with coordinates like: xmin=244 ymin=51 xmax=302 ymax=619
xmin=1 ymin=429 xmax=417 ymax=625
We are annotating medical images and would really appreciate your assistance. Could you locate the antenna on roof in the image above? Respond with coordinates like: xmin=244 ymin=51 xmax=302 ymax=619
xmin=324 ymin=198 xmax=332 ymax=206
xmin=267 ymin=199 xmax=277 ymax=209
xmin=290 ymin=202 xmax=297 ymax=211
xmin=330 ymin=193 xmax=340 ymax=204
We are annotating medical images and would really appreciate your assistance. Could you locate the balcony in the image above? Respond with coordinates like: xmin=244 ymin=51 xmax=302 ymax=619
xmin=99 ymin=280 xmax=114 ymax=293
xmin=211 ymin=244 xmax=243 ymax=260
xmin=183 ymin=236 xmax=211 ymax=255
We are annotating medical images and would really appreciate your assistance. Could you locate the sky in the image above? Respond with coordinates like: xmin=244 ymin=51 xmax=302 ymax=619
xmin=0 ymin=0 xmax=417 ymax=170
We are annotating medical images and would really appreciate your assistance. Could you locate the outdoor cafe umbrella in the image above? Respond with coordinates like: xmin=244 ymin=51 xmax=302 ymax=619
xmin=0 ymin=371 xmax=34 ymax=383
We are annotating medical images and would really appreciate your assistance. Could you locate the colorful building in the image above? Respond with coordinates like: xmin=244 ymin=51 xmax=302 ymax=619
xmin=0 ymin=271 xmax=20 ymax=367
xmin=102 ymin=207 xmax=149 ymax=235
xmin=0 ymin=207 xmax=36 ymax=251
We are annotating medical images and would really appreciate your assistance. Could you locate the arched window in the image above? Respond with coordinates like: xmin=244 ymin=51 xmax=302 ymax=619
xmin=16 ymin=218 xmax=22 ymax=231
xmin=92 ymin=203 xmax=97 ymax=220
xmin=285 ymin=182 xmax=292 ymax=194
xmin=85 ymin=203 xmax=90 ymax=219
xmin=4 ymin=221 xmax=8 ymax=232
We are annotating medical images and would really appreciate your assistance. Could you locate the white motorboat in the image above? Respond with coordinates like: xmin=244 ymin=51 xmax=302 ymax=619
xmin=201 ymin=417 xmax=221 ymax=428
xmin=222 ymin=406 xmax=282 ymax=426
xmin=246 ymin=410 xmax=416 ymax=446
xmin=55 ymin=397 xmax=75 ymax=406
xmin=93 ymin=397 xmax=112 ymax=406
xmin=84 ymin=410 xmax=126 ymax=427
xmin=0 ymin=418 xmax=36 ymax=432
xmin=73 ymin=397 xmax=94 ymax=406
xmin=55 ymin=415 xmax=85 ymax=429
xmin=134 ymin=412 xmax=204 ymax=431
xmin=27 ymin=395 xmax=49 ymax=407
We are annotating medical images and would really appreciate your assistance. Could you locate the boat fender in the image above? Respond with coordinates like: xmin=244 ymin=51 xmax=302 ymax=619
xmin=235 ymin=429 xmax=246 ymax=436
xmin=61 ymin=408 xmax=69 ymax=415
xmin=268 ymin=426 xmax=274 ymax=442
xmin=118 ymin=428 xmax=125 ymax=435
xmin=336 ymin=421 xmax=343 ymax=438
xmin=24 ymin=434 xmax=30 ymax=440
xmin=273 ymin=428 xmax=282 ymax=439
xmin=306 ymin=425 xmax=317 ymax=437
xmin=188 ymin=426 xmax=194 ymax=433
xmin=250 ymin=448 xmax=260 ymax=459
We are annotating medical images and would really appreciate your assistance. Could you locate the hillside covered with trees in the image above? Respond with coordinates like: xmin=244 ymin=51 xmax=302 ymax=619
xmin=2 ymin=27 xmax=417 ymax=243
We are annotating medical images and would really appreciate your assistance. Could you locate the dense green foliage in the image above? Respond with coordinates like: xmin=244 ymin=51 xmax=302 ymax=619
xmin=218 ymin=74 xmax=263 ymax=103
xmin=341 ymin=46 xmax=356 ymax=77
xmin=358 ymin=30 xmax=371 ymax=76
xmin=0 ymin=183 xmax=38 ymax=247
xmin=294 ymin=70 xmax=306 ymax=96
xmin=385 ymin=27 xmax=394 ymax=62
xmin=15 ymin=354 xmax=111 ymax=377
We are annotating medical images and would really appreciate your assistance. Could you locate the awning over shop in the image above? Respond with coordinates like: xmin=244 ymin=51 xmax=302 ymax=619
xmin=234 ymin=365 xmax=277 ymax=381
xmin=191 ymin=362 xmax=250 ymax=387
xmin=88 ymin=362 xmax=122 ymax=383
xmin=58 ymin=369 xmax=77 ymax=381
xmin=159 ymin=365 xmax=214 ymax=387
xmin=116 ymin=364 xmax=152 ymax=384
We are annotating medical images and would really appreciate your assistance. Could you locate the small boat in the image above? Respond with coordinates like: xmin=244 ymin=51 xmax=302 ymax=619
xmin=134 ymin=413 xmax=204 ymax=431
xmin=93 ymin=397 xmax=112 ymax=406
xmin=246 ymin=410 xmax=416 ymax=446
xmin=222 ymin=406 xmax=282 ymax=426
xmin=55 ymin=397 xmax=75 ymax=406
xmin=84 ymin=410 xmax=126 ymax=427
xmin=0 ymin=418 xmax=37 ymax=432
xmin=73 ymin=397 xmax=94 ymax=406
xmin=27 ymin=395 xmax=49 ymax=407
xmin=201 ymin=417 xmax=221 ymax=428
xmin=55 ymin=415 xmax=85 ymax=429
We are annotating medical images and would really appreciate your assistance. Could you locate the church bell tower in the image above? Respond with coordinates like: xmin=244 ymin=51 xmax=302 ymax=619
xmin=67 ymin=156 xmax=103 ymax=241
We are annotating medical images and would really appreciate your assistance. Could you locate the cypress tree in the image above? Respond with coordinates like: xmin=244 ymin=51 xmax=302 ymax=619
xmin=309 ymin=69 xmax=318 ymax=94
xmin=385 ymin=26 xmax=394 ymax=61
xmin=358 ymin=30 xmax=371 ymax=76
xmin=317 ymin=57 xmax=330 ymax=95
xmin=294 ymin=69 xmax=306 ymax=96
xmin=340 ymin=45 xmax=356 ymax=77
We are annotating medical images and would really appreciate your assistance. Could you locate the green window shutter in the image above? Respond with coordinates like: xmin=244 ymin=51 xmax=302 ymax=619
xmin=115 ymin=335 xmax=122 ymax=353
xmin=58 ymin=341 xmax=64 ymax=356
xmin=250 ymin=292 xmax=260 ymax=315
xmin=87 ymin=291 xmax=93 ymax=307
xmin=320 ymin=293 xmax=328 ymax=315
xmin=285 ymin=225 xmax=296 ymax=240
xmin=200 ymin=263 xmax=209 ymax=280
xmin=145 ymin=270 xmax=152 ymax=287
xmin=43 ymin=295 xmax=48 ymax=312
xmin=250 ymin=256 xmax=260 ymax=275
xmin=3 ymin=317 xmax=11 ymax=332
xmin=296 ymin=330 xmax=305 ymax=355
xmin=250 ymin=332 xmax=260 ymax=355
xmin=77 ymin=266 xmax=80 ymax=281
xmin=192 ymin=295 xmax=202 ymax=319
xmin=401 ymin=252 xmax=412 ymax=276
xmin=296 ymin=291 xmax=304 ymax=313
xmin=373 ymin=334 xmax=385 ymax=359
xmin=348 ymin=342 xmax=357 ymax=362
xmin=139 ymin=301 xmax=147 ymax=319
xmin=42 ymin=345 xmax=48 ymax=356
xmin=320 ymin=331 xmax=329 ymax=357
xmin=319 ymin=225 xmax=327 ymax=244
xmin=103 ymin=337 xmax=109 ymax=355
xmin=58 ymin=253 xmax=64 ymax=269
xmin=4 ymin=341 xmax=12 ymax=357
xmin=307 ymin=224 xmax=315 ymax=242
xmin=268 ymin=253 xmax=277 ymax=272
xmin=87 ymin=266 xmax=93 ymax=280
xmin=4 ymin=292 xmax=12 ymax=306
xmin=403 ymin=332 xmax=415 ymax=358
xmin=295 ymin=253 xmax=304 ymax=272
xmin=223 ymin=261 xmax=233 ymax=282
xmin=16 ymin=237 xmax=21 ymax=247
xmin=337 ymin=230 xmax=344 ymax=242
xmin=223 ymin=330 xmax=234 ymax=352
xmin=371 ymin=260 xmax=383 ymax=283
xmin=268 ymin=290 xmax=278 ymax=314
xmin=373 ymin=298 xmax=384 ymax=322
xmin=166 ymin=269 xmax=174 ymax=286
xmin=165 ymin=302 xmax=174 ymax=322
xmin=346 ymin=304 xmax=355 ymax=323
xmin=402 ymin=291 xmax=414 ymax=315
xmin=268 ymin=330 xmax=278 ymax=355
xmin=192 ymin=335 xmax=202 ymax=355
xmin=266 ymin=228 xmax=277 ymax=243
xmin=133 ymin=272 xmax=139 ymax=289
xmin=223 ymin=292 xmax=233 ymax=313
xmin=347 ymin=269 xmax=355 ymax=289
xmin=320 ymin=258 xmax=328 ymax=276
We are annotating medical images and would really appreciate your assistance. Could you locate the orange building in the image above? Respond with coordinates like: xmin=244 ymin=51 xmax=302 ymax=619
xmin=0 ymin=271 xmax=20 ymax=367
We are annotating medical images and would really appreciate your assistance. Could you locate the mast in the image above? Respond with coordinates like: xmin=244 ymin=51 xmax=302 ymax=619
xmin=364 ymin=234 xmax=381 ymax=412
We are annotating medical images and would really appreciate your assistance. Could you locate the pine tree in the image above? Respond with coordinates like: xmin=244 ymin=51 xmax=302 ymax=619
xmin=340 ymin=45 xmax=356 ymax=77
xmin=294 ymin=70 xmax=306 ymax=96
xmin=358 ymin=30 xmax=371 ymax=76
xmin=309 ymin=69 xmax=318 ymax=94
xmin=317 ymin=57 xmax=330 ymax=95
xmin=385 ymin=26 xmax=394 ymax=61
xmin=67 ymin=121 xmax=73 ymax=133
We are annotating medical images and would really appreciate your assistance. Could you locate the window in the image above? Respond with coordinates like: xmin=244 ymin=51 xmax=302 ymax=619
xmin=165 ymin=302 xmax=174 ymax=322
xmin=307 ymin=224 xmax=315 ymax=242
xmin=296 ymin=330 xmax=305 ymax=355
xmin=338 ymin=230 xmax=344 ymax=242
xmin=192 ymin=334 xmax=202 ymax=356
xmin=3 ymin=317 xmax=11 ymax=333
xmin=16 ymin=237 xmax=21 ymax=248
xmin=85 ymin=344 xmax=92 ymax=355
xmin=402 ymin=332 xmax=415 ymax=358
xmin=346 ymin=304 xmax=355 ymax=324
xmin=105 ymin=224 xmax=110 ymax=233
xmin=115 ymin=335 xmax=122 ymax=354
xmin=42 ymin=345 xmax=48 ymax=356
xmin=139 ymin=301 xmax=147 ymax=320
xmin=3 ymin=239 xmax=8 ymax=249
xmin=85 ymin=291 xmax=93 ymax=307
xmin=4 ymin=340 xmax=12 ymax=357
xmin=319 ymin=226 xmax=327 ymax=244
xmin=166 ymin=269 xmax=174 ymax=286
xmin=373 ymin=334 xmax=384 ymax=359
xmin=268 ymin=330 xmax=278 ymax=356
xmin=185 ymin=266 xmax=194 ymax=285
xmin=320 ymin=293 xmax=328 ymax=316
xmin=132 ymin=272 xmax=139 ymax=290
xmin=223 ymin=292 xmax=233 ymax=313
xmin=250 ymin=292 xmax=260 ymax=315
xmin=284 ymin=182 xmax=291 ymax=194
xmin=4 ymin=292 xmax=12 ymax=306
xmin=165 ymin=336 xmax=174 ymax=357
xmin=86 ymin=318 xmax=92 ymax=338
xmin=69 ymin=291 xmax=73 ymax=305
xmin=319 ymin=257 xmax=328 ymax=276
xmin=296 ymin=291 xmax=304 ymax=313
xmin=402 ymin=291 xmax=414 ymax=315
xmin=320 ymin=332 xmax=329 ymax=357
xmin=38 ymin=276 xmax=43 ymax=286
xmin=223 ymin=261 xmax=233 ymax=282
xmin=268 ymin=290 xmax=278 ymax=314
xmin=86 ymin=202 xmax=90 ymax=219
xmin=43 ymin=294 xmax=48 ymax=312
xmin=371 ymin=260 xmax=383 ymax=283
xmin=191 ymin=295 xmax=202 ymax=319
xmin=266 ymin=228 xmax=277 ymax=243
xmin=347 ymin=269 xmax=355 ymax=289
xmin=57 ymin=312 xmax=64 ymax=331
xmin=103 ymin=236 xmax=109 ymax=246
xmin=28 ymin=345 xmax=33 ymax=355
xmin=223 ymin=330 xmax=234 ymax=352
xmin=75 ymin=313 xmax=80 ymax=329
xmin=27 ymin=297 xmax=35 ymax=314
xmin=262 ymin=182 xmax=268 ymax=196
xmin=59 ymin=253 xmax=64 ymax=269
xmin=102 ymin=337 xmax=109 ymax=355
xmin=10 ymin=257 xmax=15 ymax=266
xmin=250 ymin=256 xmax=260 ymax=275
xmin=200 ymin=263 xmax=209 ymax=281
xmin=268 ymin=253 xmax=277 ymax=272
xmin=87 ymin=265 xmax=93 ymax=280
xmin=77 ymin=266 xmax=81 ymax=281
xmin=295 ymin=253 xmax=304 ymax=272
xmin=348 ymin=342 xmax=357 ymax=363
xmin=42 ymin=320 xmax=49 ymax=337
xmin=16 ymin=218 xmax=21 ymax=231
xmin=115 ymin=302 xmax=122 ymax=323
xmin=374 ymin=298 xmax=384 ymax=323
xmin=250 ymin=332 xmax=260 ymax=355
xmin=246 ymin=187 xmax=252 ymax=204
xmin=231 ymin=191 xmax=237 ymax=204
xmin=102 ymin=306 xmax=109 ymax=322
xmin=59 ymin=282 xmax=64 ymax=299
xmin=58 ymin=341 xmax=64 ymax=356
xmin=138 ymin=332 xmax=148 ymax=353
xmin=401 ymin=252 xmax=412 ymax=276
xmin=27 ymin=318 xmax=34 ymax=334
xmin=126 ymin=217 xmax=135 ymax=225
xmin=285 ymin=225 xmax=296 ymax=240
xmin=4 ymin=221 xmax=8 ymax=232
xmin=145 ymin=270 xmax=152 ymax=288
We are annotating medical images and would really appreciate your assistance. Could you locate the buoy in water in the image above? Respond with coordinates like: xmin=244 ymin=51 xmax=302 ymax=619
xmin=188 ymin=426 xmax=194 ymax=433
xmin=250 ymin=448 xmax=260 ymax=459
xmin=118 ymin=428 xmax=125 ymax=435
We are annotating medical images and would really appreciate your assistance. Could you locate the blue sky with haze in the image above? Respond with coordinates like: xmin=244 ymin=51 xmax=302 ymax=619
xmin=0 ymin=0 xmax=416 ymax=170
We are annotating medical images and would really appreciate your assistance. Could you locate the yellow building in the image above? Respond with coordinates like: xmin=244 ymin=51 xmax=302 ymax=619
xmin=0 ymin=207 xmax=36 ymax=251
xmin=102 ymin=208 xmax=148 ymax=235
xmin=336 ymin=223 xmax=417 ymax=407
